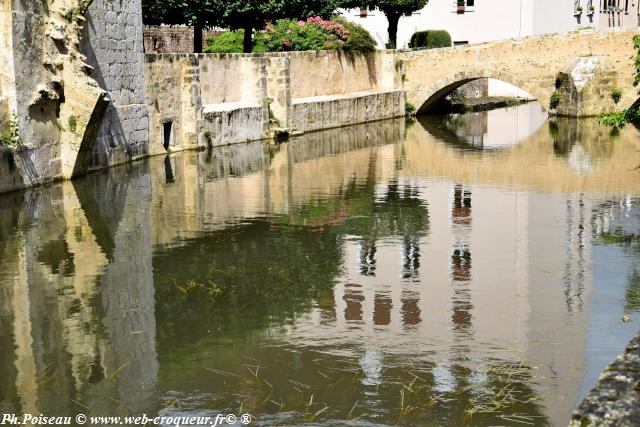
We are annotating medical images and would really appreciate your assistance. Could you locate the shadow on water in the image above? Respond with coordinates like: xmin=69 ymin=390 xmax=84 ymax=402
xmin=1 ymin=112 xmax=640 ymax=425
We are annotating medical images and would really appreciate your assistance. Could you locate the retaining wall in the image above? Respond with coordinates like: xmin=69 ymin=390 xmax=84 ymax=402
xmin=144 ymin=50 xmax=404 ymax=153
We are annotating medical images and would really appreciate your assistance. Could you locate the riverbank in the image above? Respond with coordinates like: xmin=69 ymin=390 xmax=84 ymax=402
xmin=434 ymin=96 xmax=532 ymax=114
xmin=570 ymin=330 xmax=640 ymax=426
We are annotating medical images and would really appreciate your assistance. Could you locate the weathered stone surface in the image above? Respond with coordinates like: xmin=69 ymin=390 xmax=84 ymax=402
xmin=290 ymin=90 xmax=405 ymax=133
xmin=570 ymin=331 xmax=640 ymax=427
xmin=401 ymin=29 xmax=640 ymax=116
xmin=144 ymin=51 xmax=403 ymax=152
xmin=199 ymin=102 xmax=266 ymax=147
xmin=80 ymin=0 xmax=150 ymax=173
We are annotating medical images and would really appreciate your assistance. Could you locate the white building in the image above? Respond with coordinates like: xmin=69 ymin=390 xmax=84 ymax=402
xmin=341 ymin=0 xmax=640 ymax=98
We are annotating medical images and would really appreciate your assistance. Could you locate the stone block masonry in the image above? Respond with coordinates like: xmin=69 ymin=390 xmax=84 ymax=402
xmin=570 ymin=331 xmax=640 ymax=426
xmin=144 ymin=50 xmax=405 ymax=153
xmin=144 ymin=26 xmax=224 ymax=53
xmin=80 ymin=0 xmax=150 ymax=172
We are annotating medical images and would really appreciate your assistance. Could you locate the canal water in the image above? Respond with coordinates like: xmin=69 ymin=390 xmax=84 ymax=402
xmin=1 ymin=103 xmax=639 ymax=426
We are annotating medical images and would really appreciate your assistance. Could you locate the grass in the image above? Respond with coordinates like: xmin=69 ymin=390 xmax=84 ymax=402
xmin=0 ymin=115 xmax=20 ymax=147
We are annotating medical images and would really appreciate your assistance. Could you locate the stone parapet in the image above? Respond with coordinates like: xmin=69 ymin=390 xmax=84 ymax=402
xmin=290 ymin=90 xmax=405 ymax=133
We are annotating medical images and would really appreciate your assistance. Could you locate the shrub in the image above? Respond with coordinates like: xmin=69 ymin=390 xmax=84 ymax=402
xmin=333 ymin=17 xmax=376 ymax=55
xmin=612 ymin=88 xmax=623 ymax=104
xmin=409 ymin=30 xmax=452 ymax=49
xmin=550 ymin=91 xmax=560 ymax=109
xmin=597 ymin=108 xmax=639 ymax=129
xmin=0 ymin=115 xmax=20 ymax=147
xmin=405 ymin=102 xmax=416 ymax=116
xmin=204 ymin=30 xmax=266 ymax=53
xmin=205 ymin=17 xmax=375 ymax=55
xmin=597 ymin=111 xmax=628 ymax=128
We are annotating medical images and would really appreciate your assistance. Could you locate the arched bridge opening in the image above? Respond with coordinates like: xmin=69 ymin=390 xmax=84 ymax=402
xmin=415 ymin=76 xmax=540 ymax=115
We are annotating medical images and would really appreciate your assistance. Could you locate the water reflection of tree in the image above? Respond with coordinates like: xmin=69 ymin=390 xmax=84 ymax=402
xmin=596 ymin=224 xmax=640 ymax=314
xmin=549 ymin=118 xmax=614 ymax=161
xmin=153 ymin=220 xmax=345 ymax=347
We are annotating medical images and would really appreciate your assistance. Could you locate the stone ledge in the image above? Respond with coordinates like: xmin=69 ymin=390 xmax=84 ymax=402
xmin=203 ymin=101 xmax=262 ymax=115
xmin=570 ymin=331 xmax=640 ymax=427
xmin=292 ymin=89 xmax=404 ymax=105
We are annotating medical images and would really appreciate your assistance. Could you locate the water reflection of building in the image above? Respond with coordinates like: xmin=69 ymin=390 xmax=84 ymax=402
xmin=0 ymin=167 xmax=158 ymax=416
xmin=281 ymin=171 xmax=597 ymax=422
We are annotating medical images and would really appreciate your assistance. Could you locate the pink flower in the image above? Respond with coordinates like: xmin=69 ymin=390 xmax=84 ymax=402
xmin=283 ymin=39 xmax=291 ymax=47
xmin=297 ymin=20 xmax=305 ymax=26
xmin=286 ymin=29 xmax=292 ymax=34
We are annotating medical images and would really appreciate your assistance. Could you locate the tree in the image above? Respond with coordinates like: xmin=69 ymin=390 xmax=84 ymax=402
xmin=142 ymin=0 xmax=343 ymax=53
xmin=343 ymin=0 xmax=428 ymax=48
xmin=141 ymin=0 xmax=223 ymax=53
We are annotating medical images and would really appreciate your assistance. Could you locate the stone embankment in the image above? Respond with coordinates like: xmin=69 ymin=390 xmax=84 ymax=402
xmin=143 ymin=50 xmax=405 ymax=157
xmin=570 ymin=331 xmax=640 ymax=427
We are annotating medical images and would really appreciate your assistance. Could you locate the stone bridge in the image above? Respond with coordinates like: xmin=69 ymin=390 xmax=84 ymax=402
xmin=400 ymin=29 xmax=639 ymax=117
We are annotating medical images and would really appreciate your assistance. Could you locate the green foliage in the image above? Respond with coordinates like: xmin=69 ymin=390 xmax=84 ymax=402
xmin=597 ymin=109 xmax=640 ymax=129
xmin=335 ymin=17 xmax=376 ymax=54
xmin=262 ymin=17 xmax=347 ymax=52
xmin=205 ymin=17 xmax=375 ymax=55
xmin=0 ymin=115 xmax=20 ymax=147
xmin=611 ymin=88 xmax=623 ymax=104
xmin=549 ymin=91 xmax=560 ymax=109
xmin=68 ymin=115 xmax=77 ymax=133
xmin=596 ymin=36 xmax=640 ymax=129
xmin=142 ymin=0 xmax=344 ymax=52
xmin=204 ymin=30 xmax=266 ymax=53
xmin=633 ymin=35 xmax=640 ymax=90
xmin=409 ymin=30 xmax=452 ymax=49
xmin=405 ymin=102 xmax=416 ymax=116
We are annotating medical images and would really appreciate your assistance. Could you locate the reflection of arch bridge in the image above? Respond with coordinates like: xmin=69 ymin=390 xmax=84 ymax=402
xmin=400 ymin=30 xmax=639 ymax=116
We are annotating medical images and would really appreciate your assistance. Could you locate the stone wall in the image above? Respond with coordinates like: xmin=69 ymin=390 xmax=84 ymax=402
xmin=81 ymin=0 xmax=150 ymax=171
xmin=570 ymin=331 xmax=640 ymax=427
xmin=291 ymin=90 xmax=405 ymax=133
xmin=452 ymin=78 xmax=489 ymax=100
xmin=144 ymin=51 xmax=404 ymax=153
xmin=143 ymin=26 xmax=223 ymax=53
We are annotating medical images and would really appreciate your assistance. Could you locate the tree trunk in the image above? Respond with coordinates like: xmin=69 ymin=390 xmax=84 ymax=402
xmin=385 ymin=11 xmax=401 ymax=49
xmin=193 ymin=23 xmax=203 ymax=53
xmin=243 ymin=24 xmax=253 ymax=53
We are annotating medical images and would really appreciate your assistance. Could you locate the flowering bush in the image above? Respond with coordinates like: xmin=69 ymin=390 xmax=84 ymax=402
xmin=261 ymin=17 xmax=350 ymax=52
xmin=205 ymin=17 xmax=376 ymax=55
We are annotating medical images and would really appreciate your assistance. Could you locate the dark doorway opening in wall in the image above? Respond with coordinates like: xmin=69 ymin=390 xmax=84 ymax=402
xmin=163 ymin=121 xmax=173 ymax=150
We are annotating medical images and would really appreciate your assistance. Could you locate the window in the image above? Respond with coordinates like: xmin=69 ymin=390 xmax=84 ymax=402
xmin=453 ymin=0 xmax=474 ymax=12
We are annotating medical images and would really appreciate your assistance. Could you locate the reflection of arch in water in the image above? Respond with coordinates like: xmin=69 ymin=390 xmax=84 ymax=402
xmin=417 ymin=102 xmax=548 ymax=151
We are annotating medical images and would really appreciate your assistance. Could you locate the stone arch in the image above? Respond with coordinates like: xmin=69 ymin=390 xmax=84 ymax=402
xmin=412 ymin=70 xmax=554 ymax=114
